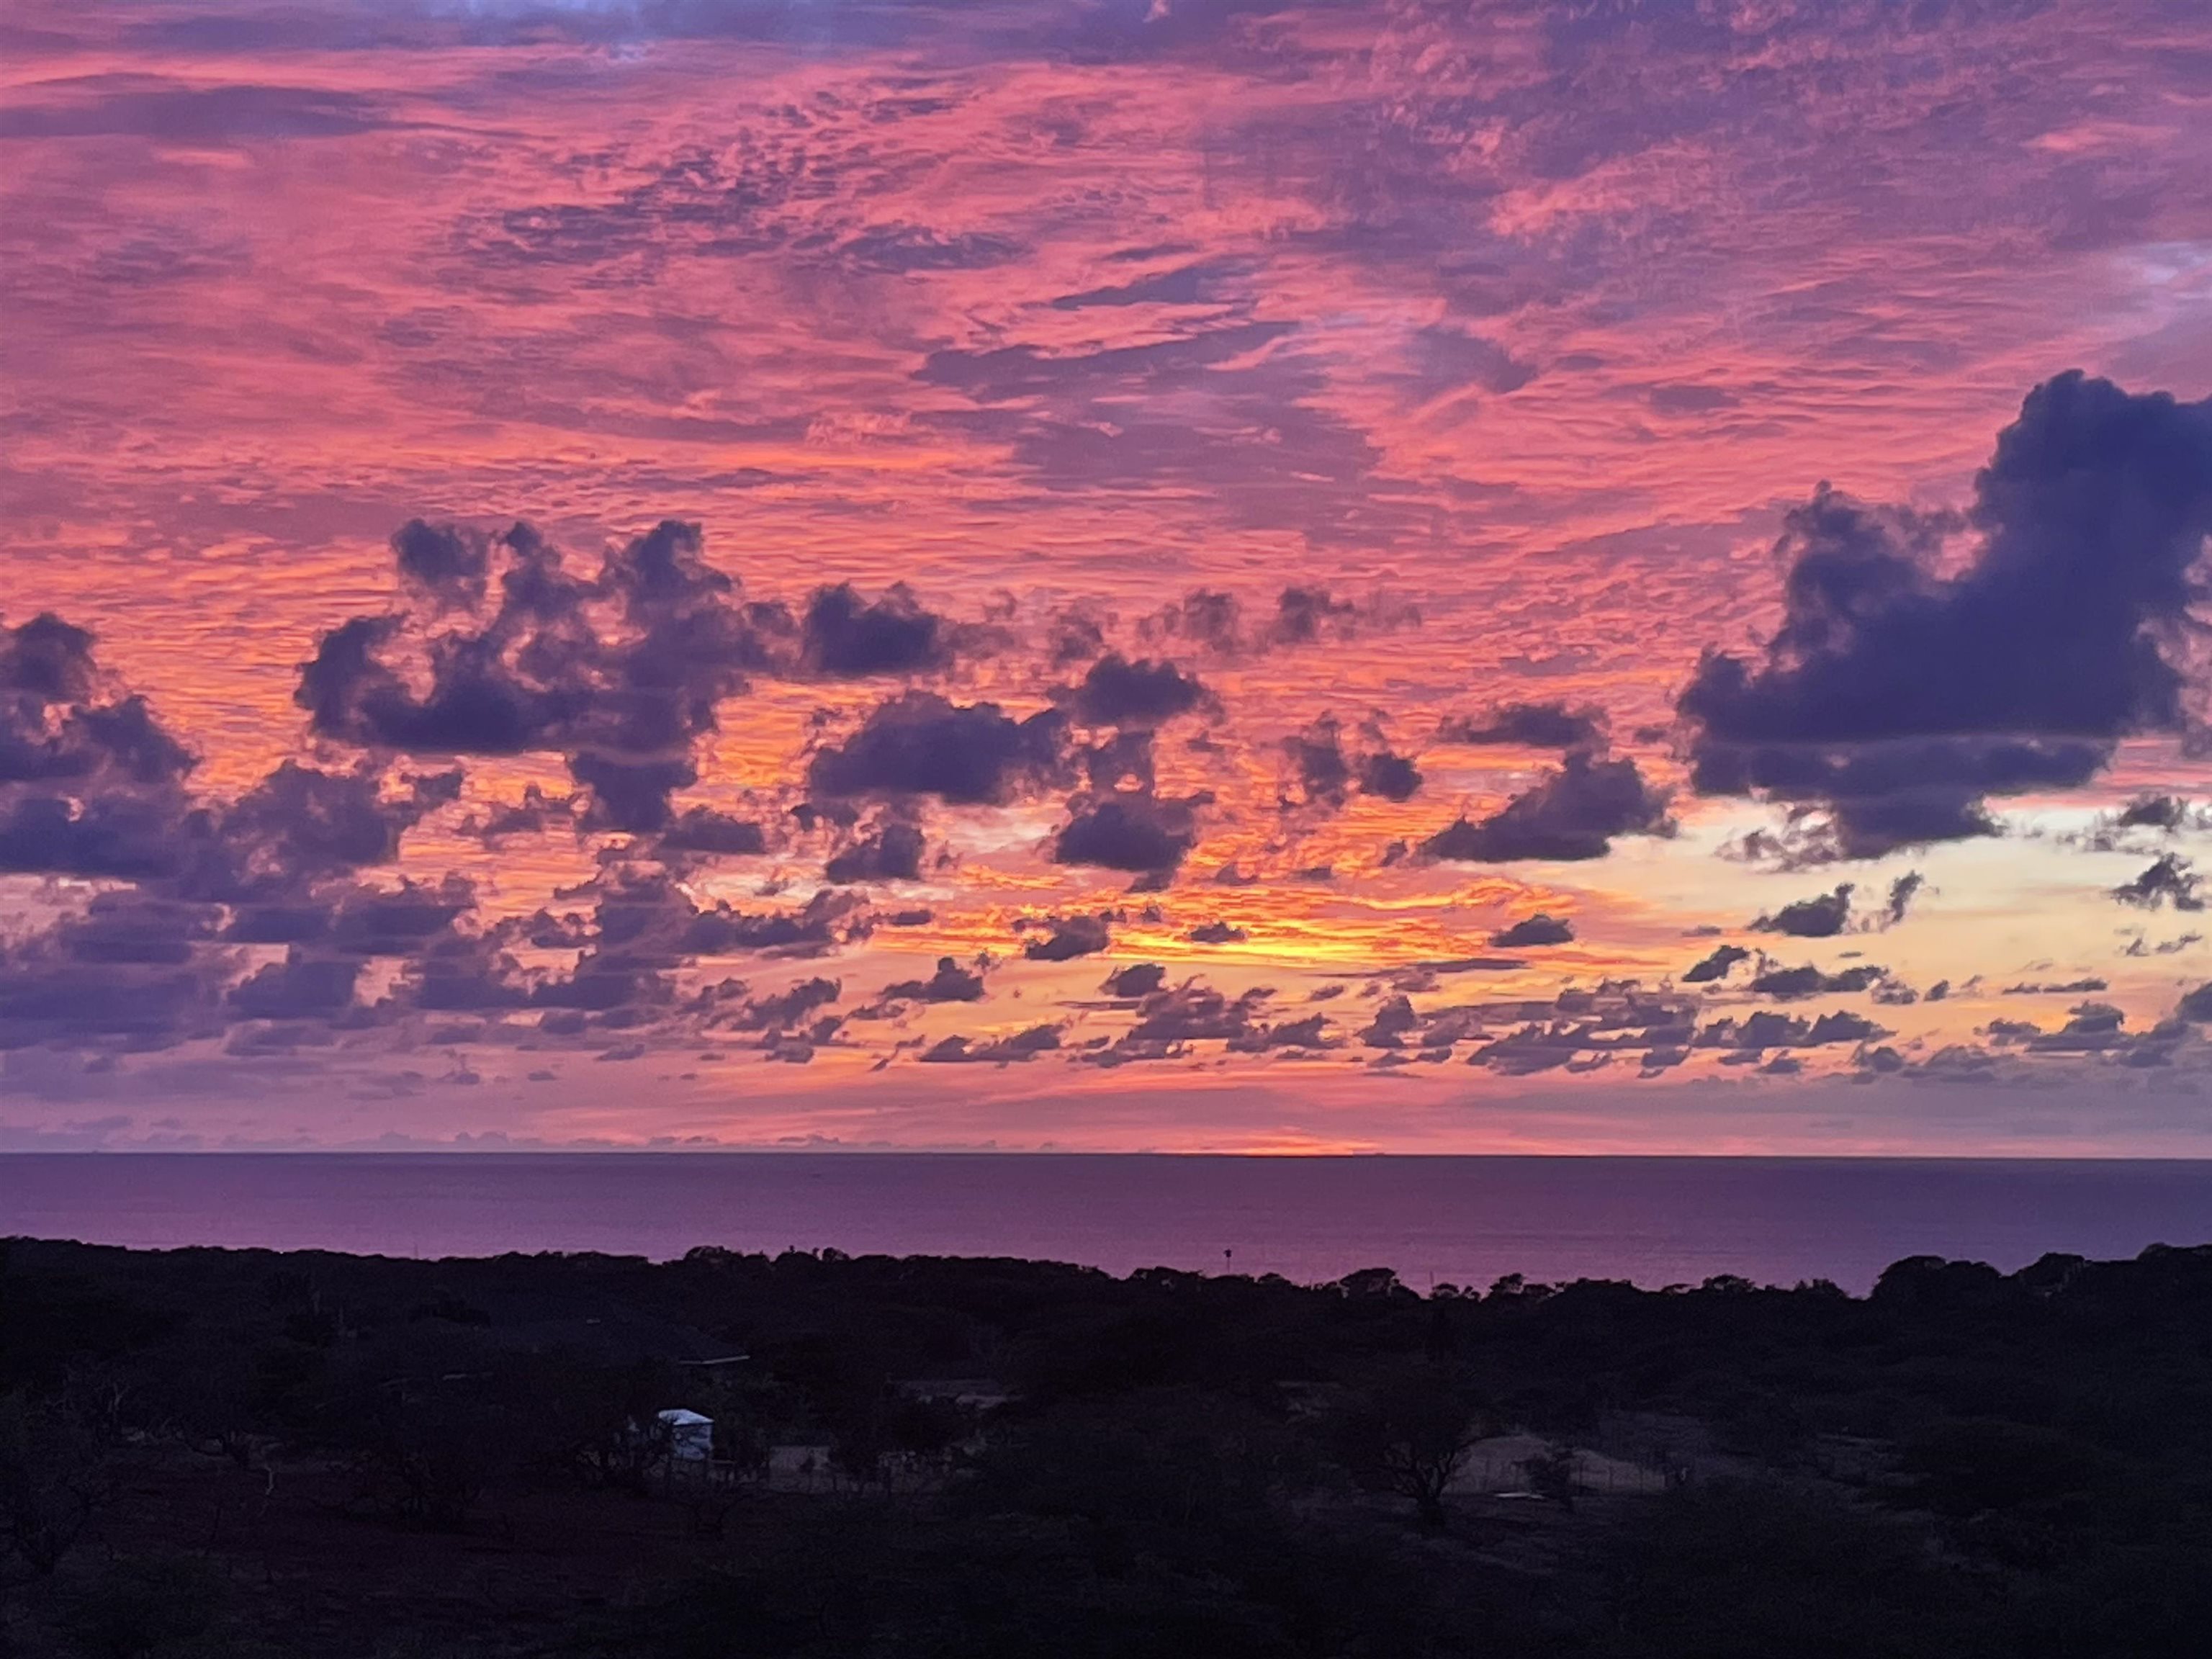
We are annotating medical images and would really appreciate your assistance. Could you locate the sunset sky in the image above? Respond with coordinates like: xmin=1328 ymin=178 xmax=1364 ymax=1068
xmin=5 ymin=0 xmax=2212 ymax=1154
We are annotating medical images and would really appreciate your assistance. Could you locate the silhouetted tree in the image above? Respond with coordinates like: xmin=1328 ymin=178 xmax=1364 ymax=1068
xmin=0 ymin=1393 xmax=114 ymax=1579
xmin=1329 ymin=1365 xmax=1490 ymax=1531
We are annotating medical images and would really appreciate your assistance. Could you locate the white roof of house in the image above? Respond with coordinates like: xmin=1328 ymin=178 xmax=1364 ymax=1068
xmin=657 ymin=1408 xmax=713 ymax=1426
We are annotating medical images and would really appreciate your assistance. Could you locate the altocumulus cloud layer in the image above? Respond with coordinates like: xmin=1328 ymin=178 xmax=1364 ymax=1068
xmin=3 ymin=0 xmax=2212 ymax=1150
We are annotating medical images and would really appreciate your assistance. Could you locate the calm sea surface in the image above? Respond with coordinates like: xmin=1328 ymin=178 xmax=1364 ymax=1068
xmin=4 ymin=1154 xmax=2211 ymax=1292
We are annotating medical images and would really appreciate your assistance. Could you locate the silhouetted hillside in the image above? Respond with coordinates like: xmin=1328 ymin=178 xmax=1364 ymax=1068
xmin=4 ymin=1236 xmax=2209 ymax=1656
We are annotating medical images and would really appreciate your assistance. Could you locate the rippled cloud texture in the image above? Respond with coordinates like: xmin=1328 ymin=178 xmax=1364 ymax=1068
xmin=5 ymin=0 xmax=2212 ymax=1151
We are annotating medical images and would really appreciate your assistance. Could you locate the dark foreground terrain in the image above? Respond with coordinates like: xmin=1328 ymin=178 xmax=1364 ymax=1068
xmin=3 ymin=1236 xmax=2210 ymax=1658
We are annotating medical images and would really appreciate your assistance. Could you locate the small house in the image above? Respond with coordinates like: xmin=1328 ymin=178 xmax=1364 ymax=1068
xmin=657 ymin=1408 xmax=714 ymax=1463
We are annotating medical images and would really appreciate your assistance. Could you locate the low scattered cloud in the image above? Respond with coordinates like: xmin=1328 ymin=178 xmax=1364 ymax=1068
xmin=1748 ymin=963 xmax=1887 ymax=1000
xmin=824 ymin=820 xmax=927 ymax=884
xmin=1423 ymin=752 xmax=1671 ymax=862
xmin=1489 ymin=913 xmax=1575 ymax=948
xmin=1020 ymin=913 xmax=1113 ymax=962
xmin=1061 ymin=654 xmax=1211 ymax=727
xmin=880 ymin=956 xmax=986 ymax=1004
xmin=1682 ymin=944 xmax=1751 ymax=984
xmin=1753 ymin=884 xmax=1854 ymax=938
xmin=809 ymin=692 xmax=1068 ymax=805
xmin=1053 ymin=791 xmax=1202 ymax=878
xmin=2112 ymin=853 xmax=2203 ymax=912
xmin=1437 ymin=701 xmax=1607 ymax=750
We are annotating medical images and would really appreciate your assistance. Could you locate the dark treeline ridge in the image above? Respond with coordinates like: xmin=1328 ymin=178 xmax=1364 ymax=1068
xmin=4 ymin=1236 xmax=2211 ymax=1658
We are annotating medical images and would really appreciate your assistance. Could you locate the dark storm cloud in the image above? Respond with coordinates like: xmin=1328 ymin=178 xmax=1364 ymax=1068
xmin=2121 ymin=931 xmax=2202 ymax=958
xmin=1187 ymin=920 xmax=1248 ymax=945
xmin=0 ymin=793 xmax=197 ymax=881
xmin=799 ymin=583 xmax=953 ymax=678
xmin=392 ymin=518 xmax=490 ymax=601
xmin=1359 ymin=996 xmax=1420 ymax=1049
xmin=1445 ymin=983 xmax=1710 ymax=1074
xmin=3 ymin=612 xmax=195 ymax=788
xmin=511 ymin=873 xmax=876 ymax=1017
xmin=1047 ymin=607 xmax=1110 ymax=667
xmin=1080 ymin=729 xmax=1158 ymax=794
xmin=1753 ymin=884 xmax=1854 ymax=938
xmin=1267 ymin=587 xmax=1360 ymax=648
xmin=2069 ymin=795 xmax=2212 ymax=851
xmin=1359 ymin=749 xmax=1422 ymax=802
xmin=2112 ymin=854 xmax=2204 ymax=912
xmin=466 ymin=784 xmax=576 ymax=845
xmin=726 ymin=978 xmax=842 ymax=1035
xmin=1272 ymin=586 xmax=1419 ymax=649
xmin=1694 ymin=1010 xmax=1886 ymax=1051
xmin=532 ymin=945 xmax=676 ymax=1020
xmin=881 ymin=957 xmax=986 ymax=1004
xmin=657 ymin=807 xmax=767 ymax=858
xmin=1128 ymin=982 xmax=1272 ymax=1046
xmin=1052 ymin=792 xmax=1202 ymax=876
xmin=1920 ymin=1000 xmax=2200 ymax=1074
xmin=1020 ymin=914 xmax=1112 ymax=962
xmin=1102 ymin=963 xmax=1166 ymax=999
xmin=222 ymin=899 xmax=340 ymax=947
xmin=1709 ymin=734 xmax=2105 ymax=860
xmin=1062 ymin=654 xmax=1210 ymax=727
xmin=1282 ymin=716 xmax=1354 ymax=807
xmin=300 ymin=521 xmax=777 ymax=839
xmin=569 ymin=752 xmax=698 ymax=835
xmin=1681 ymin=943 xmax=1751 ymax=984
xmin=583 ymin=878 xmax=858 ymax=965
xmin=1885 ymin=872 xmax=1925 ymax=925
xmin=0 ymin=583 xmax=1024 ymax=1060
xmin=1437 ymin=701 xmax=1607 ymax=750
xmin=2021 ymin=1002 xmax=2129 ymax=1053
xmin=2004 ymin=977 xmax=2109 ymax=996
xmin=824 ymin=820 xmax=927 ymax=884
xmin=228 ymin=950 xmax=364 ymax=1021
xmin=4 ymin=611 xmax=454 ymax=901
xmin=407 ymin=934 xmax=531 ymax=1015
xmin=1421 ymin=752 xmax=1671 ymax=862
xmin=919 ymin=1025 xmax=1062 ymax=1065
xmin=1358 ymin=982 xmax=1709 ymax=1074
xmin=2118 ymin=795 xmax=2199 ymax=832
xmin=1280 ymin=716 xmax=1417 ymax=809
xmin=1141 ymin=590 xmax=1245 ymax=655
xmin=1680 ymin=374 xmax=2212 ymax=855
xmin=0 ymin=892 xmax=230 ymax=1051
xmin=1228 ymin=1012 xmax=1336 ymax=1053
xmin=686 ymin=889 xmax=876 ymax=959
xmin=1465 ymin=1024 xmax=1603 ymax=1075
xmin=1136 ymin=585 xmax=1419 ymax=656
xmin=807 ymin=692 xmax=1069 ymax=805
xmin=327 ymin=876 xmax=473 ymax=956
xmin=1748 ymin=963 xmax=1888 ymax=1001
xmin=199 ymin=763 xmax=458 ymax=900
xmin=1488 ymin=913 xmax=1574 ymax=948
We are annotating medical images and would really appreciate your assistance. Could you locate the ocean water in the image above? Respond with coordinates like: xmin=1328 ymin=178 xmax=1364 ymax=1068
xmin=4 ymin=1154 xmax=2211 ymax=1293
